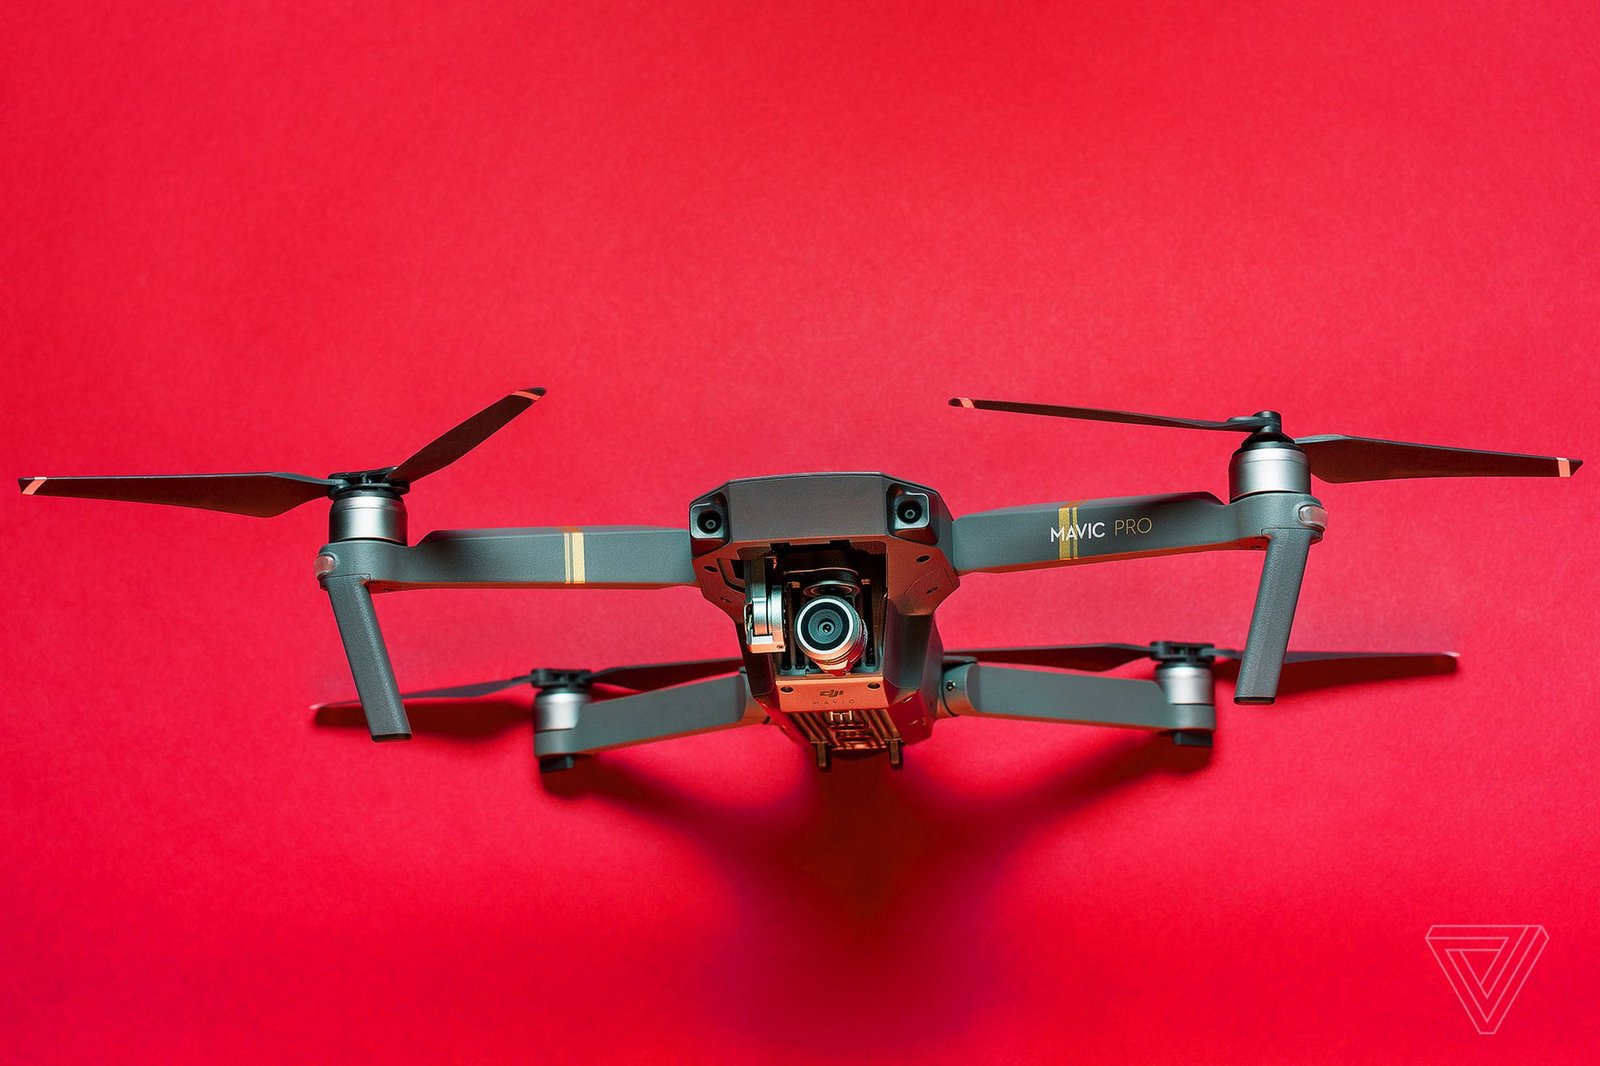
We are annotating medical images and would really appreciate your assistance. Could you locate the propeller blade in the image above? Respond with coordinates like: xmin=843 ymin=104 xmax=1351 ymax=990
xmin=19 ymin=387 xmax=546 ymax=516
xmin=397 ymin=674 xmax=540 ymax=700
xmin=16 ymin=472 xmax=334 ymax=517
xmin=1297 ymin=435 xmax=1581 ymax=483
xmin=590 ymin=658 xmax=745 ymax=690
xmin=949 ymin=398 xmax=1276 ymax=433
xmin=311 ymin=655 xmax=745 ymax=710
xmin=1285 ymin=650 xmax=1457 ymax=666
xmin=1214 ymin=650 xmax=1457 ymax=694
xmin=946 ymin=643 xmax=1458 ymax=695
xmin=947 ymin=398 xmax=1581 ymax=484
xmin=311 ymin=672 xmax=537 ymax=709
xmin=945 ymin=643 xmax=1155 ymax=671
xmin=388 ymin=387 xmax=546 ymax=484
xmin=313 ymin=699 xmax=531 ymax=740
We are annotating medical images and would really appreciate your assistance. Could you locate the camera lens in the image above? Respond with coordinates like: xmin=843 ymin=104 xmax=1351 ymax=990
xmin=896 ymin=498 xmax=924 ymax=524
xmin=696 ymin=510 xmax=722 ymax=534
xmin=794 ymin=595 xmax=865 ymax=674
xmin=802 ymin=601 xmax=849 ymax=650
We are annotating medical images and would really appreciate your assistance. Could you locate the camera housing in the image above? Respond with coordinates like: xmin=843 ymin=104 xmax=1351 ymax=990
xmin=688 ymin=473 xmax=958 ymax=755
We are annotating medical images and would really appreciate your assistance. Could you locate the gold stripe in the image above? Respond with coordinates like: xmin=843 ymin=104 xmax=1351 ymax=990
xmin=569 ymin=530 xmax=586 ymax=584
xmin=22 ymin=477 xmax=46 ymax=495
xmin=955 ymin=397 xmax=975 ymax=409
xmin=514 ymin=389 xmax=543 ymax=402
xmin=1558 ymin=457 xmax=1572 ymax=478
xmin=1056 ymin=501 xmax=1084 ymax=560
xmin=559 ymin=527 xmax=586 ymax=584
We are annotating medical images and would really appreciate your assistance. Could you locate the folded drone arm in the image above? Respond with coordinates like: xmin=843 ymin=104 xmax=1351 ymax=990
xmin=952 ymin=490 xmax=1326 ymax=706
xmin=940 ymin=662 xmax=1215 ymax=734
xmin=322 ymin=574 xmax=411 ymax=740
xmin=535 ymin=673 xmax=765 ymax=761
xmin=314 ymin=526 xmax=697 ymax=741
xmin=1233 ymin=526 xmax=1316 ymax=702
xmin=949 ymin=491 xmax=1303 ymax=573
xmin=319 ymin=526 xmax=698 ymax=591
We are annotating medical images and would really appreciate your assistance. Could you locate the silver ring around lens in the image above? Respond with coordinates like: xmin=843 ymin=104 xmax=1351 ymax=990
xmin=794 ymin=595 xmax=866 ymax=674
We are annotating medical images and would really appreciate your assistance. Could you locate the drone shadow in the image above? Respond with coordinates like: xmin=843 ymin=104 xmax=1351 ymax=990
xmin=541 ymin=732 xmax=1210 ymax=1054
xmin=309 ymin=659 xmax=1453 ymax=1053
xmin=313 ymin=697 xmax=1202 ymax=1049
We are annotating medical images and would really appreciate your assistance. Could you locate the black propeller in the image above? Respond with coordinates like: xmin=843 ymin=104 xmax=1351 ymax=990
xmin=944 ymin=642 xmax=1158 ymax=672
xmin=947 ymin=641 xmax=1458 ymax=693
xmin=949 ymin=397 xmax=1581 ymax=483
xmin=311 ymin=657 xmax=746 ymax=710
xmin=17 ymin=387 xmax=546 ymax=516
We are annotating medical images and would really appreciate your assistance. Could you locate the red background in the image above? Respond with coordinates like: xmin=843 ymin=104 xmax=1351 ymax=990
xmin=3 ymin=3 xmax=1597 ymax=1062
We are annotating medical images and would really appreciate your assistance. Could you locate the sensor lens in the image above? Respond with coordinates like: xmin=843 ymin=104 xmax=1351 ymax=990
xmin=794 ymin=595 xmax=866 ymax=673
xmin=801 ymin=600 xmax=850 ymax=651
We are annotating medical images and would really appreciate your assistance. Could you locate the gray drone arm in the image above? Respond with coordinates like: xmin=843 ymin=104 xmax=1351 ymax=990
xmin=318 ymin=526 xmax=697 ymax=591
xmin=940 ymin=662 xmax=1215 ymax=735
xmin=952 ymin=490 xmax=1325 ymax=705
xmin=314 ymin=526 xmax=697 ymax=741
xmin=949 ymin=491 xmax=1301 ymax=572
xmin=535 ymin=673 xmax=765 ymax=762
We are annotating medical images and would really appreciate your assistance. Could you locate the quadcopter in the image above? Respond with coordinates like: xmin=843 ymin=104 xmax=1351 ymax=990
xmin=19 ymin=389 xmax=1581 ymax=772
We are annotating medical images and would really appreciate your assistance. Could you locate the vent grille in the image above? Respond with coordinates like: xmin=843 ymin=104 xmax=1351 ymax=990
xmin=788 ymin=707 xmax=902 ymax=752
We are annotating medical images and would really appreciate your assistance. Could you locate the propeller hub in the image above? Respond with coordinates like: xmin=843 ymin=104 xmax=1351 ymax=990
xmin=327 ymin=469 xmax=409 ymax=492
xmin=1149 ymin=641 xmax=1220 ymax=664
xmin=530 ymin=668 xmax=593 ymax=692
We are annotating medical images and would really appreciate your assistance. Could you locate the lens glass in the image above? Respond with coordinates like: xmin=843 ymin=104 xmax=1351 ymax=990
xmin=800 ymin=600 xmax=851 ymax=652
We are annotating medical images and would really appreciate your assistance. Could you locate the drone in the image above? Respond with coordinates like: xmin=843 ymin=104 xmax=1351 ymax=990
xmin=19 ymin=389 xmax=1581 ymax=772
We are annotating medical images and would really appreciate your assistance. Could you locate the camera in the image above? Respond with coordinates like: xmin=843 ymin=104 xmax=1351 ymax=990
xmin=794 ymin=594 xmax=866 ymax=674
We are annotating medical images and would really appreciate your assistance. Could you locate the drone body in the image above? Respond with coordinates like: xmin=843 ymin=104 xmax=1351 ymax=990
xmin=18 ymin=390 xmax=1580 ymax=773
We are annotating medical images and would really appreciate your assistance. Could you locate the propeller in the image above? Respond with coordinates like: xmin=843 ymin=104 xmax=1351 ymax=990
xmin=947 ymin=641 xmax=1458 ymax=693
xmin=17 ymin=387 xmax=546 ymax=516
xmin=311 ymin=657 xmax=746 ymax=710
xmin=948 ymin=398 xmax=1581 ymax=482
xmin=943 ymin=642 xmax=1157 ymax=672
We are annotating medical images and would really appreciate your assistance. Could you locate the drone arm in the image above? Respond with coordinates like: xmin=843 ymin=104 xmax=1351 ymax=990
xmin=314 ymin=526 xmax=697 ymax=742
xmin=950 ymin=491 xmax=1266 ymax=574
xmin=1234 ymin=525 xmax=1316 ymax=703
xmin=319 ymin=526 xmax=698 ymax=590
xmin=940 ymin=662 xmax=1214 ymax=734
xmin=952 ymin=491 xmax=1326 ymax=705
xmin=321 ymin=575 xmax=411 ymax=741
xmin=535 ymin=674 xmax=764 ymax=759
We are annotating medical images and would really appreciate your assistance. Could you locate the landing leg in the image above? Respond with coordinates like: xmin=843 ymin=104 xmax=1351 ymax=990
xmin=888 ymin=739 xmax=905 ymax=770
xmin=813 ymin=743 xmax=832 ymax=772
xmin=1170 ymin=730 xmax=1213 ymax=748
